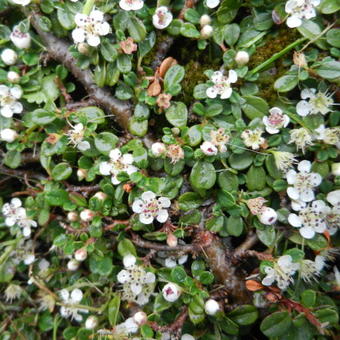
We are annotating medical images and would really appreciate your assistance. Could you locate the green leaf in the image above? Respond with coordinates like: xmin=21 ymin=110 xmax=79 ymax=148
xmin=154 ymin=294 xmax=172 ymax=313
xmin=4 ymin=150 xmax=21 ymax=169
xmin=164 ymin=65 xmax=185 ymax=93
xmin=257 ymin=226 xmax=276 ymax=247
xmin=178 ymin=192 xmax=203 ymax=211
xmin=217 ymin=190 xmax=236 ymax=209
xmin=224 ymin=24 xmax=240 ymax=46
xmin=117 ymin=54 xmax=132 ymax=73
xmin=94 ymin=132 xmax=118 ymax=155
xmin=226 ymin=215 xmax=243 ymax=236
xmin=52 ymin=162 xmax=72 ymax=180
xmin=246 ymin=166 xmax=266 ymax=191
xmin=171 ymin=266 xmax=187 ymax=283
xmin=301 ymin=290 xmax=316 ymax=308
xmin=315 ymin=59 xmax=340 ymax=80
xmin=45 ymin=189 xmax=69 ymax=206
xmin=314 ymin=308 xmax=338 ymax=325
xmin=127 ymin=16 xmax=146 ymax=42
xmin=165 ymin=101 xmax=187 ymax=127
xmin=57 ymin=6 xmax=75 ymax=30
xmin=117 ymin=239 xmax=137 ymax=257
xmin=129 ymin=117 xmax=148 ymax=137
xmin=320 ymin=0 xmax=340 ymax=13
xmin=76 ymin=106 xmax=105 ymax=124
xmin=242 ymin=96 xmax=268 ymax=119
xmin=89 ymin=256 xmax=113 ymax=276
xmin=42 ymin=75 xmax=60 ymax=101
xmin=297 ymin=21 xmax=327 ymax=50
xmin=100 ymin=39 xmax=118 ymax=62
xmin=228 ymin=305 xmax=259 ymax=325
xmin=219 ymin=315 xmax=239 ymax=335
xmin=274 ymin=74 xmax=299 ymax=92
xmin=190 ymin=161 xmax=216 ymax=190
xmin=260 ymin=311 xmax=292 ymax=337
xmin=229 ymin=151 xmax=254 ymax=170
xmin=180 ymin=23 xmax=200 ymax=39
xmin=108 ymin=294 xmax=121 ymax=326
xmin=326 ymin=29 xmax=340 ymax=48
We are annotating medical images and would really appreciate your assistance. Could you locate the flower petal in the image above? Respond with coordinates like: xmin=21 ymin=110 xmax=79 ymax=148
xmin=299 ymin=226 xmax=315 ymax=239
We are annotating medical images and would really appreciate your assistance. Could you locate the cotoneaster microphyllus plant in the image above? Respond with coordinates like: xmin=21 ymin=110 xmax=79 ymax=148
xmin=0 ymin=0 xmax=339 ymax=338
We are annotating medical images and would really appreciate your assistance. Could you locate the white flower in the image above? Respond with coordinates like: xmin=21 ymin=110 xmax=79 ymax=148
xmin=299 ymin=256 xmax=324 ymax=283
xmin=314 ymin=125 xmax=340 ymax=147
xmin=289 ymin=127 xmax=314 ymax=153
xmin=200 ymin=25 xmax=213 ymax=39
xmin=1 ymin=48 xmax=18 ymax=65
xmin=151 ymin=142 xmax=167 ymax=157
xmin=262 ymin=107 xmax=290 ymax=134
xmin=200 ymin=14 xmax=211 ymax=26
xmin=85 ymin=316 xmax=98 ymax=329
xmin=206 ymin=70 xmax=237 ymax=99
xmin=59 ymin=288 xmax=88 ymax=322
xmin=153 ymin=7 xmax=173 ymax=29
xmin=296 ymin=88 xmax=333 ymax=116
xmin=325 ymin=190 xmax=340 ymax=235
xmin=67 ymin=211 xmax=78 ymax=222
xmin=235 ymin=51 xmax=249 ymax=66
xmin=99 ymin=148 xmax=138 ymax=185
xmin=241 ymin=128 xmax=265 ymax=150
xmin=1 ymin=128 xmax=18 ymax=143
xmin=288 ymin=200 xmax=328 ymax=239
xmin=132 ymin=191 xmax=171 ymax=224
xmin=285 ymin=0 xmax=320 ymax=28
xmin=0 ymin=85 xmax=23 ymax=118
xmin=162 ymin=282 xmax=181 ymax=302
xmin=331 ymin=163 xmax=340 ymax=176
xmin=115 ymin=317 xmax=139 ymax=336
xmin=210 ymin=128 xmax=229 ymax=152
xmin=119 ymin=0 xmax=144 ymax=11
xmin=11 ymin=0 xmax=31 ymax=5
xmin=7 ymin=71 xmax=20 ymax=83
xmin=205 ymin=299 xmax=220 ymax=315
xmin=117 ymin=255 xmax=156 ymax=305
xmin=206 ymin=0 xmax=220 ymax=9
xmin=258 ymin=207 xmax=277 ymax=225
xmin=286 ymin=160 xmax=322 ymax=203
xmin=200 ymin=141 xmax=218 ymax=156
xmin=77 ymin=168 xmax=87 ymax=181
xmin=262 ymin=255 xmax=299 ymax=290
xmin=72 ymin=10 xmax=110 ymax=47
xmin=271 ymin=151 xmax=297 ymax=173
xmin=5 ymin=284 xmax=23 ymax=302
xmin=10 ymin=25 xmax=31 ymax=49
xmin=66 ymin=123 xmax=90 ymax=151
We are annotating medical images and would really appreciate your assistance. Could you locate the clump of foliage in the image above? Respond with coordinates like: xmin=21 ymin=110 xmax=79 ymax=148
xmin=0 ymin=0 xmax=339 ymax=339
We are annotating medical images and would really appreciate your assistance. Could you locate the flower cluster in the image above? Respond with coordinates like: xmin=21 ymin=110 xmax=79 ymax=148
xmin=2 ymin=198 xmax=37 ymax=237
xmin=72 ymin=10 xmax=110 ymax=47
xmin=99 ymin=148 xmax=138 ymax=185
xmin=132 ymin=191 xmax=171 ymax=224
xmin=117 ymin=254 xmax=156 ymax=305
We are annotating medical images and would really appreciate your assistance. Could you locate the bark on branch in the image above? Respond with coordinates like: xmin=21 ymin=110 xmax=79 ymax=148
xmin=27 ymin=11 xmax=132 ymax=131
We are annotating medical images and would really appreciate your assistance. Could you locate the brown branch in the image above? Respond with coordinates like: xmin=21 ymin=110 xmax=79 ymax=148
xmin=232 ymin=250 xmax=274 ymax=263
xmin=151 ymin=35 xmax=175 ymax=71
xmin=26 ymin=10 xmax=132 ymax=131
xmin=0 ymin=165 xmax=47 ymax=181
xmin=65 ymin=184 xmax=100 ymax=193
xmin=130 ymin=232 xmax=196 ymax=253
xmin=149 ymin=307 xmax=188 ymax=333
xmin=234 ymin=232 xmax=259 ymax=255
xmin=104 ymin=219 xmax=130 ymax=231
xmin=66 ymin=99 xmax=97 ymax=111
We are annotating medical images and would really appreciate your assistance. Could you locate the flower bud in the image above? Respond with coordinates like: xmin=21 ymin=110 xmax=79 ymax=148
xmin=80 ymin=209 xmax=95 ymax=222
xmin=7 ymin=71 xmax=20 ymax=83
xmin=74 ymin=248 xmax=87 ymax=262
xmin=171 ymin=127 xmax=180 ymax=135
xmin=235 ymin=51 xmax=249 ymax=66
xmin=123 ymin=254 xmax=136 ymax=268
xmin=93 ymin=191 xmax=108 ymax=201
xmin=331 ymin=163 xmax=340 ymax=176
xmin=200 ymin=141 xmax=218 ymax=156
xmin=67 ymin=211 xmax=78 ymax=222
xmin=151 ymin=142 xmax=167 ymax=157
xmin=162 ymin=282 xmax=181 ymax=302
xmin=1 ymin=48 xmax=18 ymax=65
xmin=10 ymin=26 xmax=31 ymax=49
xmin=85 ymin=315 xmax=98 ymax=329
xmin=67 ymin=259 xmax=80 ymax=271
xmin=77 ymin=168 xmax=87 ymax=181
xmin=133 ymin=311 xmax=147 ymax=325
xmin=200 ymin=14 xmax=211 ymax=26
xmin=293 ymin=51 xmax=307 ymax=68
xmin=258 ymin=207 xmax=277 ymax=225
xmin=0 ymin=128 xmax=18 ymax=143
xmin=77 ymin=42 xmax=90 ymax=55
xmin=200 ymin=25 xmax=213 ymax=39
xmin=204 ymin=299 xmax=220 ymax=315
xmin=166 ymin=232 xmax=178 ymax=247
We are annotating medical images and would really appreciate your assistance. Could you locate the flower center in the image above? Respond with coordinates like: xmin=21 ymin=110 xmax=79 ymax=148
xmin=268 ymin=113 xmax=284 ymax=126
